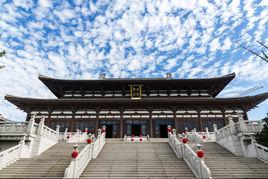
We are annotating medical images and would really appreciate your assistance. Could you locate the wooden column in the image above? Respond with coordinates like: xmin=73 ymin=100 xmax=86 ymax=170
xmin=120 ymin=108 xmax=124 ymax=138
xmin=70 ymin=109 xmax=75 ymax=132
xmin=197 ymin=108 xmax=203 ymax=132
xmin=173 ymin=107 xmax=178 ymax=130
xmin=243 ymin=109 xmax=249 ymax=121
xmin=46 ymin=109 xmax=52 ymax=127
xmin=221 ymin=109 xmax=227 ymax=126
xmin=149 ymin=108 xmax=153 ymax=137
xmin=95 ymin=108 xmax=100 ymax=136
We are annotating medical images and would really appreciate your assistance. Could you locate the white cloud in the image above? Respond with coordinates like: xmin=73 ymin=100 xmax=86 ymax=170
xmin=39 ymin=0 xmax=51 ymax=8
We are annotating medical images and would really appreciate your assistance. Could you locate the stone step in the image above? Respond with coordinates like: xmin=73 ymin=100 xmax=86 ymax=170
xmin=201 ymin=142 xmax=268 ymax=178
xmin=80 ymin=142 xmax=195 ymax=178
xmin=0 ymin=142 xmax=87 ymax=178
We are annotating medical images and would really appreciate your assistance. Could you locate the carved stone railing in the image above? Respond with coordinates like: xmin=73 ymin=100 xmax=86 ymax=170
xmin=186 ymin=130 xmax=204 ymax=144
xmin=64 ymin=144 xmax=93 ymax=178
xmin=168 ymin=132 xmax=212 ymax=179
xmin=0 ymin=121 xmax=38 ymax=136
xmin=169 ymin=132 xmax=183 ymax=158
xmin=39 ymin=124 xmax=58 ymax=142
xmin=0 ymin=122 xmax=29 ymax=134
xmin=0 ymin=144 xmax=21 ymax=170
xmin=0 ymin=137 xmax=28 ymax=170
xmin=243 ymin=120 xmax=263 ymax=133
xmin=215 ymin=115 xmax=263 ymax=141
xmin=255 ymin=143 xmax=268 ymax=163
xmin=64 ymin=131 xmax=106 ymax=178
xmin=67 ymin=130 xmax=88 ymax=143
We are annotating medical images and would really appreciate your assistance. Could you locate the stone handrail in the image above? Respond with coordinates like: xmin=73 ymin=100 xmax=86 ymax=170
xmin=64 ymin=144 xmax=93 ymax=178
xmin=0 ymin=137 xmax=28 ymax=170
xmin=169 ymin=132 xmax=183 ymax=158
xmin=255 ymin=143 xmax=268 ymax=163
xmin=92 ymin=132 xmax=106 ymax=158
xmin=41 ymin=125 xmax=58 ymax=142
xmin=243 ymin=120 xmax=263 ymax=133
xmin=215 ymin=119 xmax=263 ymax=141
xmin=0 ymin=122 xmax=29 ymax=133
xmin=67 ymin=130 xmax=88 ymax=143
xmin=0 ymin=144 xmax=21 ymax=170
xmin=183 ymin=143 xmax=212 ymax=179
xmin=186 ymin=131 xmax=204 ymax=144
xmin=64 ymin=132 xmax=106 ymax=178
xmin=168 ymin=133 xmax=212 ymax=179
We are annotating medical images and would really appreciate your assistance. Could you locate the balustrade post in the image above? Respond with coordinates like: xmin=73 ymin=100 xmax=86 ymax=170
xmin=10 ymin=122 xmax=16 ymax=132
xmin=64 ymin=128 xmax=68 ymax=140
xmin=213 ymin=124 xmax=217 ymax=132
xmin=56 ymin=125 xmax=60 ymax=141
xmin=27 ymin=115 xmax=36 ymax=135
xmin=228 ymin=115 xmax=235 ymax=134
xmin=238 ymin=114 xmax=246 ymax=133
xmin=37 ymin=116 xmax=45 ymax=135
xmin=18 ymin=136 xmax=26 ymax=158
xmin=205 ymin=127 xmax=209 ymax=135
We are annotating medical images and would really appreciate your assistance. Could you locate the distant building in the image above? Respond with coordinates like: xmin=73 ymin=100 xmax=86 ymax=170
xmin=5 ymin=73 xmax=268 ymax=138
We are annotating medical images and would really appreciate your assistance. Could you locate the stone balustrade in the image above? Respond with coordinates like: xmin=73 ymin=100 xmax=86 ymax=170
xmin=67 ymin=130 xmax=88 ymax=143
xmin=0 ymin=115 xmax=61 ymax=168
xmin=0 ymin=121 xmax=35 ymax=135
xmin=168 ymin=132 xmax=212 ymax=179
xmin=255 ymin=143 xmax=268 ymax=163
xmin=64 ymin=131 xmax=106 ymax=178
xmin=186 ymin=129 xmax=204 ymax=144
xmin=0 ymin=137 xmax=28 ymax=170
xmin=215 ymin=115 xmax=263 ymax=141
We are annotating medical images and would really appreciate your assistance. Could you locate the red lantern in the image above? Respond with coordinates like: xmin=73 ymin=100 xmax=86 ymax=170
xmin=87 ymin=138 xmax=92 ymax=144
xmin=202 ymin=135 xmax=206 ymax=139
xmin=196 ymin=150 xmax=204 ymax=158
xmin=182 ymin=138 xmax=188 ymax=144
xmin=71 ymin=150 xmax=79 ymax=158
xmin=101 ymin=128 xmax=106 ymax=133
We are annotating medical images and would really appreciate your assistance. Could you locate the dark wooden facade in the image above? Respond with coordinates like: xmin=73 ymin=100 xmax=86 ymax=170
xmin=5 ymin=73 xmax=268 ymax=138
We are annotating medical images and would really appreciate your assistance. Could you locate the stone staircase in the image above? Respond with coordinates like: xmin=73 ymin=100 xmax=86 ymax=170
xmin=80 ymin=142 xmax=195 ymax=178
xmin=0 ymin=142 xmax=86 ymax=178
xmin=201 ymin=142 xmax=268 ymax=178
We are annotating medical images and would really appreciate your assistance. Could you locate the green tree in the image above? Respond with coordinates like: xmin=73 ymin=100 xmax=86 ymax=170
xmin=255 ymin=116 xmax=268 ymax=147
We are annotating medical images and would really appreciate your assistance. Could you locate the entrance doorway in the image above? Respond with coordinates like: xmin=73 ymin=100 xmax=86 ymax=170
xmin=105 ymin=125 xmax=113 ymax=138
xmin=125 ymin=119 xmax=148 ymax=136
xmin=154 ymin=119 xmax=174 ymax=138
xmin=160 ymin=125 xmax=168 ymax=138
xmin=99 ymin=120 xmax=118 ymax=138
xmin=132 ymin=124 xmax=141 ymax=136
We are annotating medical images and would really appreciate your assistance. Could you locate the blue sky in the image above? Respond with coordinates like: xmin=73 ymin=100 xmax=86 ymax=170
xmin=0 ymin=0 xmax=268 ymax=121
